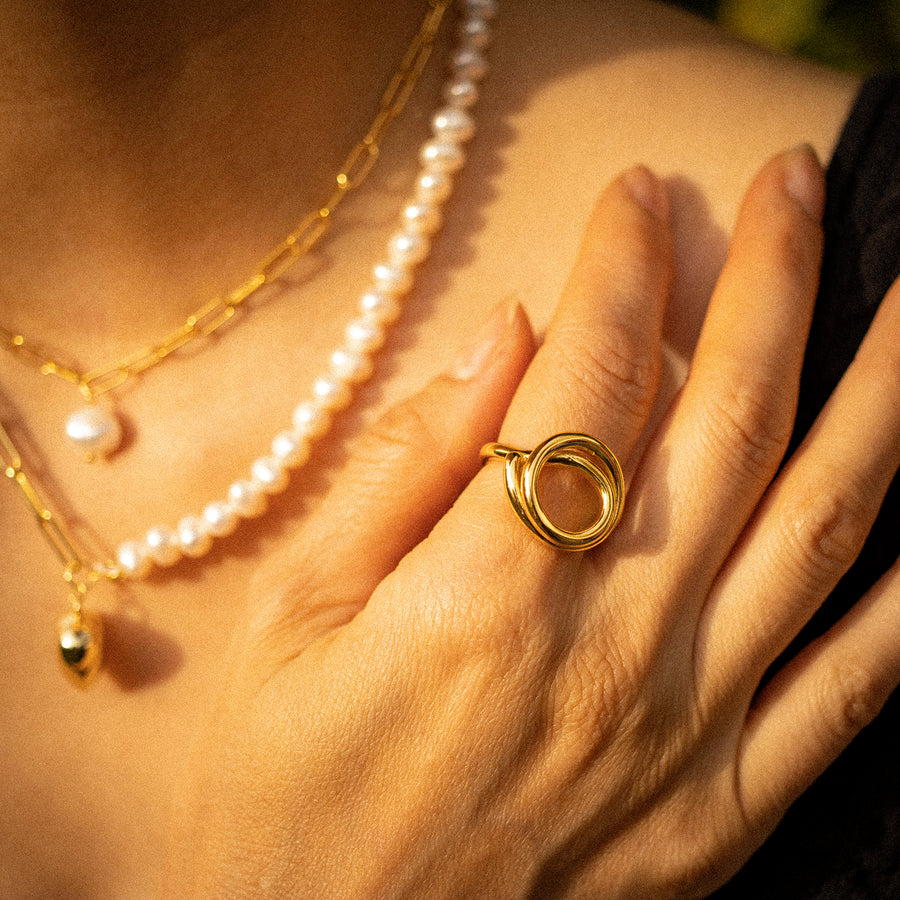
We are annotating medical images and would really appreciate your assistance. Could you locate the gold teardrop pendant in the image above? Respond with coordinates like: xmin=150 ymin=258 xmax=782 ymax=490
xmin=58 ymin=610 xmax=103 ymax=687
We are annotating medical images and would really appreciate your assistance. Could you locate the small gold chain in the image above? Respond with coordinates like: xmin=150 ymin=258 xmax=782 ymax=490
xmin=2 ymin=418 xmax=115 ymax=684
xmin=0 ymin=0 xmax=451 ymax=402
xmin=0 ymin=421 xmax=116 ymax=597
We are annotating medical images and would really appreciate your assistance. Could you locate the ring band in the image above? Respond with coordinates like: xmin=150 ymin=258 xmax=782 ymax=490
xmin=481 ymin=433 xmax=625 ymax=551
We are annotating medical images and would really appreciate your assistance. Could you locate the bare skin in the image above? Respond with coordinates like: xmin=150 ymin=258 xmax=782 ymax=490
xmin=0 ymin=2 xmax=887 ymax=898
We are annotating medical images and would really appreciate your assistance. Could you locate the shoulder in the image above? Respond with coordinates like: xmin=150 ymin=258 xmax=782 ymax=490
xmin=459 ymin=0 xmax=860 ymax=332
xmin=480 ymin=0 xmax=859 ymax=216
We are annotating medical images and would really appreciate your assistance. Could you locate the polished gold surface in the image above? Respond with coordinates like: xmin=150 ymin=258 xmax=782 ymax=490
xmin=0 ymin=0 xmax=453 ymax=685
xmin=2 ymin=420 xmax=115 ymax=685
xmin=58 ymin=610 xmax=103 ymax=687
xmin=482 ymin=433 xmax=625 ymax=551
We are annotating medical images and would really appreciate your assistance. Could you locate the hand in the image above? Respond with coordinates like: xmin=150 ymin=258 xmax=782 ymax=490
xmin=161 ymin=147 xmax=900 ymax=899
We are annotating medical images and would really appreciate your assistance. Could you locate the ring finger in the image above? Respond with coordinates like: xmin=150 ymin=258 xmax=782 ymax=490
xmin=248 ymin=166 xmax=673 ymax=649
xmin=497 ymin=165 xmax=672 ymax=466
xmin=448 ymin=166 xmax=674 ymax=564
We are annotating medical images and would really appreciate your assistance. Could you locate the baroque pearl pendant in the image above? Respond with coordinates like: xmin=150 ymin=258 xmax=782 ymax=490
xmin=65 ymin=404 xmax=123 ymax=461
xmin=58 ymin=610 xmax=103 ymax=686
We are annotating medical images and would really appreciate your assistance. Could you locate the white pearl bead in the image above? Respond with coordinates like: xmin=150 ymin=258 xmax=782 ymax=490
xmin=228 ymin=479 xmax=268 ymax=517
xmin=117 ymin=540 xmax=152 ymax=579
xmin=145 ymin=526 xmax=181 ymax=567
xmin=373 ymin=262 xmax=414 ymax=295
xmin=271 ymin=430 xmax=311 ymax=468
xmin=443 ymin=78 xmax=479 ymax=109
xmin=203 ymin=501 xmax=239 ymax=537
xmin=462 ymin=0 xmax=497 ymax=21
xmin=345 ymin=316 xmax=386 ymax=353
xmin=459 ymin=17 xmax=492 ymax=49
xmin=432 ymin=107 xmax=475 ymax=143
xmin=388 ymin=230 xmax=431 ymax=267
xmin=104 ymin=9 xmax=492 ymax=574
xmin=420 ymin=140 xmax=466 ymax=174
xmin=313 ymin=375 xmax=352 ymax=410
xmin=251 ymin=456 xmax=289 ymax=495
xmin=403 ymin=203 xmax=442 ymax=235
xmin=292 ymin=401 xmax=332 ymax=439
xmin=65 ymin=405 xmax=123 ymax=460
xmin=359 ymin=290 xmax=401 ymax=323
xmin=177 ymin=516 xmax=213 ymax=558
xmin=417 ymin=171 xmax=453 ymax=203
xmin=451 ymin=48 xmax=488 ymax=82
xmin=331 ymin=347 xmax=374 ymax=383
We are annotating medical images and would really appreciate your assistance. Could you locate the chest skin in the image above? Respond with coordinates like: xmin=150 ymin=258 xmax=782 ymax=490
xmin=0 ymin=2 xmax=857 ymax=895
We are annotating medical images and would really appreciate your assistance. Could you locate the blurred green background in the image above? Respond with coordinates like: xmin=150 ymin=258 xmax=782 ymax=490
xmin=669 ymin=0 xmax=900 ymax=73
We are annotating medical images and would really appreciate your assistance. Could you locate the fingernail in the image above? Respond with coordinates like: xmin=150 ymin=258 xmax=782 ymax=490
xmin=623 ymin=165 xmax=668 ymax=221
xmin=784 ymin=144 xmax=825 ymax=220
xmin=450 ymin=300 xmax=519 ymax=380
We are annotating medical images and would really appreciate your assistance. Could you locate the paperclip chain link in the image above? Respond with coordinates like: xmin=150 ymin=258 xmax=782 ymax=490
xmin=0 ymin=0 xmax=451 ymax=402
xmin=0 ymin=421 xmax=117 ymax=593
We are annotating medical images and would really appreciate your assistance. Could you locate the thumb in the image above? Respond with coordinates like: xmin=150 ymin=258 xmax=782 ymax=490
xmin=251 ymin=301 xmax=535 ymax=639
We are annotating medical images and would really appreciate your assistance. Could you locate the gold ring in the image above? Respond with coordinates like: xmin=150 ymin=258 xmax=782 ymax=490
xmin=481 ymin=433 xmax=624 ymax=551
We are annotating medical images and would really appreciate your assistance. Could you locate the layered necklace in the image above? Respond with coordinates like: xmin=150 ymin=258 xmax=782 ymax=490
xmin=0 ymin=0 xmax=496 ymax=686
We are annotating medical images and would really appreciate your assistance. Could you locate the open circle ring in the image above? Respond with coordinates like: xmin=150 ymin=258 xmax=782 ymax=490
xmin=480 ymin=433 xmax=625 ymax=551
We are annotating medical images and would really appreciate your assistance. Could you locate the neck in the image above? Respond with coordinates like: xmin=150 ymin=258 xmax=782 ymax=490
xmin=0 ymin=0 xmax=428 ymax=345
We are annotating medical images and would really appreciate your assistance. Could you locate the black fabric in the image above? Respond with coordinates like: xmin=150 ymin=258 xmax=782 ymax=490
xmin=712 ymin=74 xmax=900 ymax=899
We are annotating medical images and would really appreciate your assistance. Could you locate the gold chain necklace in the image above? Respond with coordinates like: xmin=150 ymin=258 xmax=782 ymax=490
xmin=1 ymin=421 xmax=109 ymax=685
xmin=0 ymin=0 xmax=451 ymax=462
xmin=0 ymin=0 xmax=497 ymax=686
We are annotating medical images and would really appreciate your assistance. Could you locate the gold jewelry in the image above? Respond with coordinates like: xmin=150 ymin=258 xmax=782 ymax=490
xmin=0 ymin=0 xmax=498 ymax=686
xmin=1 ymin=421 xmax=112 ymax=685
xmin=0 ymin=0 xmax=452 ymax=461
xmin=481 ymin=433 xmax=625 ymax=550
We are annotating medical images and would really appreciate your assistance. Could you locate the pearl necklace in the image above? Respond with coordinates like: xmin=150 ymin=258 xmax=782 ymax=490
xmin=1 ymin=0 xmax=497 ymax=685
xmin=0 ymin=0 xmax=492 ymax=465
xmin=117 ymin=0 xmax=495 ymax=576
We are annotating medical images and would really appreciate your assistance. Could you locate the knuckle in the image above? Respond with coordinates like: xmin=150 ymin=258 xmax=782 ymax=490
xmin=559 ymin=642 xmax=633 ymax=735
xmin=657 ymin=841 xmax=732 ymax=900
xmin=355 ymin=394 xmax=449 ymax=472
xmin=422 ymin=563 xmax=553 ymax=672
xmin=627 ymin=788 xmax=747 ymax=899
xmin=552 ymin=324 xmax=660 ymax=428
xmin=551 ymin=626 xmax=652 ymax=762
xmin=782 ymin=470 xmax=874 ymax=591
xmin=812 ymin=661 xmax=888 ymax=751
xmin=695 ymin=377 xmax=792 ymax=484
